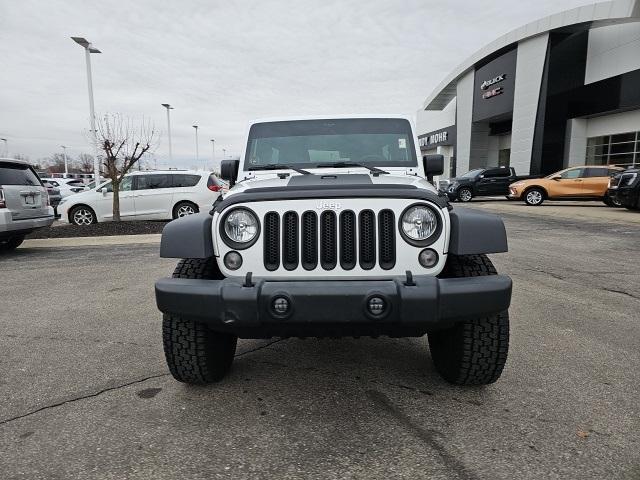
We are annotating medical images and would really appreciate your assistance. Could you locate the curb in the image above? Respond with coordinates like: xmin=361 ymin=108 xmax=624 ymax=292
xmin=21 ymin=234 xmax=162 ymax=249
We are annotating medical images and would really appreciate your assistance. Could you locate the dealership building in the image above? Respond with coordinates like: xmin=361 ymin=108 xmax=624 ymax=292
xmin=417 ymin=0 xmax=640 ymax=179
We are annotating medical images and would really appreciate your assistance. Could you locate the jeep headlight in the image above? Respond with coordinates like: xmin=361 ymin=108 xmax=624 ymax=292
xmin=221 ymin=208 xmax=260 ymax=248
xmin=400 ymin=204 xmax=440 ymax=246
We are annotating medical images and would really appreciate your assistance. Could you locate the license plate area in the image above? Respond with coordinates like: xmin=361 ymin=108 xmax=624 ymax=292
xmin=21 ymin=192 xmax=39 ymax=207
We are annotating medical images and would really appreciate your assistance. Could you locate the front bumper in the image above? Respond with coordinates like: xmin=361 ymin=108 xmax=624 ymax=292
xmin=155 ymin=275 xmax=512 ymax=338
xmin=507 ymin=187 xmax=522 ymax=199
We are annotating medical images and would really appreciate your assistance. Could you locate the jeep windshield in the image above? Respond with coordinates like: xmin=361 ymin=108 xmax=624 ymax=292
xmin=245 ymin=118 xmax=417 ymax=171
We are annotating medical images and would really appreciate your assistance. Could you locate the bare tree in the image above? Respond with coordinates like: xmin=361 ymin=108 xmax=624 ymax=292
xmin=45 ymin=153 xmax=67 ymax=173
xmin=77 ymin=153 xmax=94 ymax=173
xmin=95 ymin=113 xmax=157 ymax=221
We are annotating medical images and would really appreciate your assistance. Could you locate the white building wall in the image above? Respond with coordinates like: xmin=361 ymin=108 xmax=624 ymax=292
xmin=585 ymin=109 xmax=640 ymax=137
xmin=416 ymin=97 xmax=456 ymax=134
xmin=565 ymin=110 xmax=640 ymax=166
xmin=565 ymin=118 xmax=588 ymax=167
xmin=585 ymin=23 xmax=640 ymax=84
xmin=454 ymin=70 xmax=475 ymax=175
xmin=510 ymin=33 xmax=549 ymax=175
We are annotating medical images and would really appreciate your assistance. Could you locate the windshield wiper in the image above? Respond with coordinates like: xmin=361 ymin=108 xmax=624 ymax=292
xmin=316 ymin=161 xmax=389 ymax=175
xmin=248 ymin=164 xmax=312 ymax=175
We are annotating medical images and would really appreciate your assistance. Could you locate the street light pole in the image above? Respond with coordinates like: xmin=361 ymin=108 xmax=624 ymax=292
xmin=192 ymin=125 xmax=199 ymax=167
xmin=0 ymin=138 xmax=7 ymax=157
xmin=61 ymin=145 xmax=69 ymax=176
xmin=223 ymin=148 xmax=226 ymax=159
xmin=210 ymin=139 xmax=215 ymax=172
xmin=161 ymin=104 xmax=173 ymax=163
xmin=71 ymin=37 xmax=101 ymax=187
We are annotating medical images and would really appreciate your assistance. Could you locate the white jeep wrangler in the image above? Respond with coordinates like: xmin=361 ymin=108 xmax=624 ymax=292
xmin=155 ymin=116 xmax=512 ymax=385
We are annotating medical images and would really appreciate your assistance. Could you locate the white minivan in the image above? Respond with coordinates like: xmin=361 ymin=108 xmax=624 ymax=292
xmin=58 ymin=170 xmax=224 ymax=225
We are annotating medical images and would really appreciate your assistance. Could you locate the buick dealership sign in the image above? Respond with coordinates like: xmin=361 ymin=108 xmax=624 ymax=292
xmin=480 ymin=74 xmax=506 ymax=90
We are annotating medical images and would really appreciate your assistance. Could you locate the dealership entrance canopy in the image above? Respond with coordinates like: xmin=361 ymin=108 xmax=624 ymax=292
xmin=417 ymin=0 xmax=640 ymax=179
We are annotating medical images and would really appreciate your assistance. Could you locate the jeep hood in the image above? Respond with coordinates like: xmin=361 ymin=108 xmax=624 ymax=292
xmin=224 ymin=171 xmax=437 ymax=199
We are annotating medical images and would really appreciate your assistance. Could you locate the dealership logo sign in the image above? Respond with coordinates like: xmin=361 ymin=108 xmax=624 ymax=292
xmin=419 ymin=131 xmax=448 ymax=147
xmin=482 ymin=87 xmax=504 ymax=99
xmin=480 ymin=74 xmax=506 ymax=90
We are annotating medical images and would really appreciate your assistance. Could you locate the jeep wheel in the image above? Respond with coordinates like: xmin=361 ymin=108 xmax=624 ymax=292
xmin=0 ymin=235 xmax=25 ymax=252
xmin=524 ymin=188 xmax=544 ymax=206
xmin=162 ymin=258 xmax=236 ymax=384
xmin=428 ymin=254 xmax=509 ymax=385
xmin=457 ymin=188 xmax=473 ymax=202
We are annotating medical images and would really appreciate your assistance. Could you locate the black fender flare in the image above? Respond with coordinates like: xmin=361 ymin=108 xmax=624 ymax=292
xmin=160 ymin=212 xmax=213 ymax=259
xmin=448 ymin=207 xmax=508 ymax=255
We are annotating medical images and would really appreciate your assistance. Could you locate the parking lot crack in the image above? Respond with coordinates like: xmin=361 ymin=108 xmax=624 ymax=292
xmin=601 ymin=288 xmax=639 ymax=300
xmin=235 ymin=338 xmax=285 ymax=357
xmin=366 ymin=389 xmax=479 ymax=480
xmin=0 ymin=373 xmax=169 ymax=427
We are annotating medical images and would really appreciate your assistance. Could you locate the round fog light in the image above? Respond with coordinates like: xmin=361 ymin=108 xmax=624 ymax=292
xmin=272 ymin=296 xmax=290 ymax=315
xmin=418 ymin=248 xmax=439 ymax=268
xmin=367 ymin=296 xmax=386 ymax=316
xmin=224 ymin=251 xmax=243 ymax=270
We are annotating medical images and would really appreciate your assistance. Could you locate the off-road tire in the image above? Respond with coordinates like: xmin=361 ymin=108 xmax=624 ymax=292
xmin=162 ymin=258 xmax=236 ymax=384
xmin=457 ymin=187 xmax=473 ymax=202
xmin=0 ymin=235 xmax=25 ymax=252
xmin=428 ymin=254 xmax=509 ymax=385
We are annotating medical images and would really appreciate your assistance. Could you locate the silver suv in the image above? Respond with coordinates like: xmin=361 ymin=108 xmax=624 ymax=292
xmin=0 ymin=158 xmax=55 ymax=252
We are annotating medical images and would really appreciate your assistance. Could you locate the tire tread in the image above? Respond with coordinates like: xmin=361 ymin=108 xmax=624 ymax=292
xmin=429 ymin=254 xmax=509 ymax=385
xmin=162 ymin=258 xmax=235 ymax=384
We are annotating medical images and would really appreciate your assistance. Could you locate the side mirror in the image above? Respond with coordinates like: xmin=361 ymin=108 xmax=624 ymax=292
xmin=423 ymin=154 xmax=444 ymax=184
xmin=551 ymin=176 xmax=561 ymax=181
xmin=220 ymin=159 xmax=240 ymax=187
xmin=479 ymin=174 xmax=485 ymax=179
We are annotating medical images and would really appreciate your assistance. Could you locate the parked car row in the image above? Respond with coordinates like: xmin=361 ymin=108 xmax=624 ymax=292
xmin=41 ymin=181 xmax=62 ymax=212
xmin=444 ymin=166 xmax=537 ymax=202
xmin=40 ymin=177 xmax=88 ymax=197
xmin=58 ymin=170 xmax=225 ymax=225
xmin=443 ymin=165 xmax=630 ymax=207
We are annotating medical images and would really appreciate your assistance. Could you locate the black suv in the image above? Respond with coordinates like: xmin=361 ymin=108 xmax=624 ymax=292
xmin=608 ymin=168 xmax=639 ymax=210
xmin=444 ymin=166 xmax=535 ymax=202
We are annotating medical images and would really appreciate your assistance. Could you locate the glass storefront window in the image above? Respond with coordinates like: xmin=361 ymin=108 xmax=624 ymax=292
xmin=610 ymin=142 xmax=635 ymax=155
xmin=611 ymin=132 xmax=636 ymax=143
xmin=585 ymin=131 xmax=639 ymax=166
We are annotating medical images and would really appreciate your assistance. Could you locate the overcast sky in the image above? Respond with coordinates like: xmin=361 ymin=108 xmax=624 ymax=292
xmin=0 ymin=0 xmax=594 ymax=170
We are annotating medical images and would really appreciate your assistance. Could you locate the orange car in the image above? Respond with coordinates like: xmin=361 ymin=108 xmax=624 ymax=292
xmin=508 ymin=165 xmax=624 ymax=206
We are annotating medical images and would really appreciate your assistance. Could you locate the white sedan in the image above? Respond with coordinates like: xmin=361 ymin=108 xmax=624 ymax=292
xmin=58 ymin=170 xmax=223 ymax=225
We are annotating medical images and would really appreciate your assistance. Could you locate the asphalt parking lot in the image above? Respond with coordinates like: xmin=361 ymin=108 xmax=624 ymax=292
xmin=1 ymin=203 xmax=639 ymax=479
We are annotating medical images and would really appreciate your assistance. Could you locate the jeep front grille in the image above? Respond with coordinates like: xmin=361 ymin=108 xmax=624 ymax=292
xmin=263 ymin=209 xmax=396 ymax=271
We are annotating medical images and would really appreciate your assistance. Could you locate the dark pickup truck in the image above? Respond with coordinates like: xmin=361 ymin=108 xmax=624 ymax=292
xmin=443 ymin=166 xmax=536 ymax=202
